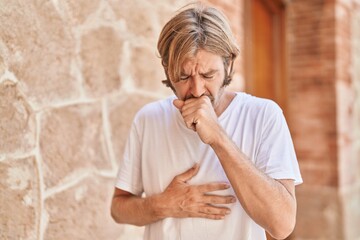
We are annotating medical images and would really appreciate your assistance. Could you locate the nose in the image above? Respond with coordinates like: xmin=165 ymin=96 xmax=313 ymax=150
xmin=190 ymin=76 xmax=206 ymax=98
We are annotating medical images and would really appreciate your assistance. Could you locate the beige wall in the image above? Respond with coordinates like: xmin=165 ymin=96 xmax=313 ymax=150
xmin=0 ymin=1 xmax=243 ymax=239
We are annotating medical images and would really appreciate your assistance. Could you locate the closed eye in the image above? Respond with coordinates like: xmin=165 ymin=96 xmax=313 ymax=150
xmin=180 ymin=75 xmax=190 ymax=81
xmin=202 ymin=75 xmax=214 ymax=79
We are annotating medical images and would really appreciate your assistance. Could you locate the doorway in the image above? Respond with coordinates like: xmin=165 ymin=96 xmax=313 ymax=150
xmin=244 ymin=0 xmax=287 ymax=113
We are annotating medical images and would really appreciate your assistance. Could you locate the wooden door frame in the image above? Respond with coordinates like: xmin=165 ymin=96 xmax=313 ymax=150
xmin=244 ymin=0 xmax=288 ymax=113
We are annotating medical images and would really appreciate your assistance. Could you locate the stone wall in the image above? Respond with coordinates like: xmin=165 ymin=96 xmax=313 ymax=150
xmin=0 ymin=0 xmax=242 ymax=239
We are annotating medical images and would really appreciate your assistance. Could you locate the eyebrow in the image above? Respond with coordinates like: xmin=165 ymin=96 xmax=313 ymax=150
xmin=200 ymin=69 xmax=218 ymax=75
xmin=180 ymin=69 xmax=219 ymax=76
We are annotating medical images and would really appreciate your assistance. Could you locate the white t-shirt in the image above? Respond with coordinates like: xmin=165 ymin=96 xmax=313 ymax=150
xmin=115 ymin=92 xmax=302 ymax=240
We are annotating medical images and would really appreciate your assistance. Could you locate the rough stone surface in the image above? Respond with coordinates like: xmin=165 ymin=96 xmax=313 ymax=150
xmin=44 ymin=176 xmax=124 ymax=239
xmin=63 ymin=0 xmax=101 ymax=25
xmin=40 ymin=103 xmax=111 ymax=189
xmin=108 ymin=0 xmax=160 ymax=39
xmin=129 ymin=45 xmax=171 ymax=95
xmin=81 ymin=27 xmax=122 ymax=98
xmin=0 ymin=0 xmax=80 ymax=109
xmin=0 ymin=54 xmax=5 ymax=76
xmin=0 ymin=156 xmax=39 ymax=240
xmin=0 ymin=80 xmax=35 ymax=155
xmin=108 ymin=93 xmax=158 ymax=167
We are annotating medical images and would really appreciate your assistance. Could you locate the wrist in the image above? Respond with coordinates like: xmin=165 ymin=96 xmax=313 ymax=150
xmin=209 ymin=127 xmax=228 ymax=147
xmin=147 ymin=194 xmax=168 ymax=220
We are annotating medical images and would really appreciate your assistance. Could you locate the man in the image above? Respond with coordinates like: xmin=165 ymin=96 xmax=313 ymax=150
xmin=111 ymin=4 xmax=302 ymax=240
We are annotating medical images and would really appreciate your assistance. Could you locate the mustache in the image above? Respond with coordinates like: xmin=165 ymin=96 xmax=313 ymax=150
xmin=183 ymin=94 xmax=215 ymax=102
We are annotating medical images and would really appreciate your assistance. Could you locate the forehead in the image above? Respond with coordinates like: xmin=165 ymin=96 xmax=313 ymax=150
xmin=181 ymin=50 xmax=223 ymax=72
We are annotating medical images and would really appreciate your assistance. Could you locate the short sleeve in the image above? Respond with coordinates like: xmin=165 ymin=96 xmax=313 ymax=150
xmin=114 ymin=119 xmax=144 ymax=195
xmin=255 ymin=102 xmax=303 ymax=185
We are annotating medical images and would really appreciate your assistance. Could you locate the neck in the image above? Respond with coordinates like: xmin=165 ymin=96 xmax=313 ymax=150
xmin=214 ymin=91 xmax=236 ymax=117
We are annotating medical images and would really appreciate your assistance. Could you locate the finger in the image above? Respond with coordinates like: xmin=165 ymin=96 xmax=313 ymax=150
xmin=199 ymin=205 xmax=231 ymax=216
xmin=202 ymin=195 xmax=237 ymax=204
xmin=197 ymin=182 xmax=231 ymax=193
xmin=181 ymin=99 xmax=204 ymax=114
xmin=190 ymin=212 xmax=226 ymax=220
xmin=182 ymin=96 xmax=211 ymax=111
xmin=173 ymin=99 xmax=185 ymax=110
xmin=181 ymin=105 xmax=202 ymax=120
xmin=175 ymin=163 xmax=200 ymax=182
xmin=182 ymin=114 xmax=198 ymax=131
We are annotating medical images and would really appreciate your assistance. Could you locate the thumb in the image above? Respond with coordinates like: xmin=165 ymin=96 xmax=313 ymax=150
xmin=173 ymin=99 xmax=185 ymax=110
xmin=176 ymin=163 xmax=200 ymax=182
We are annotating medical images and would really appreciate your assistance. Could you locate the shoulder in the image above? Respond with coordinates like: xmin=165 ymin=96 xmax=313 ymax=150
xmin=237 ymin=93 xmax=283 ymax=117
xmin=133 ymin=95 xmax=176 ymax=124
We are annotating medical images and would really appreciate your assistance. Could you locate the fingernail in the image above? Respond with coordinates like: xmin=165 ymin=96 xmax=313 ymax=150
xmin=226 ymin=210 xmax=231 ymax=214
xmin=231 ymin=198 xmax=236 ymax=203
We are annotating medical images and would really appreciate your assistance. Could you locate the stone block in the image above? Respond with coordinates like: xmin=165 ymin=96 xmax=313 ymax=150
xmin=80 ymin=27 xmax=122 ymax=98
xmin=108 ymin=0 xmax=160 ymax=39
xmin=294 ymin=185 xmax=343 ymax=239
xmin=44 ymin=176 xmax=129 ymax=239
xmin=40 ymin=103 xmax=111 ymax=189
xmin=129 ymin=45 xmax=172 ymax=96
xmin=63 ymin=0 xmax=100 ymax=25
xmin=0 ymin=156 xmax=39 ymax=240
xmin=0 ymin=80 xmax=35 ymax=155
xmin=108 ymin=93 xmax=157 ymax=167
xmin=0 ymin=0 xmax=80 ymax=109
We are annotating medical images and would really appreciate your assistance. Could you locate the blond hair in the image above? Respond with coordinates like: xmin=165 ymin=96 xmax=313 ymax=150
xmin=157 ymin=3 xmax=240 ymax=89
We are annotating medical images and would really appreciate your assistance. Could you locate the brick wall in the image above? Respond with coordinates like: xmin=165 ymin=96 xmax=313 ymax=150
xmin=287 ymin=0 xmax=360 ymax=239
xmin=0 ymin=1 xmax=242 ymax=239
xmin=287 ymin=1 xmax=341 ymax=238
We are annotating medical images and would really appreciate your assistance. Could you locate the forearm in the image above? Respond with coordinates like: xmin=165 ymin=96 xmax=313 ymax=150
xmin=111 ymin=194 xmax=163 ymax=226
xmin=210 ymin=130 xmax=296 ymax=239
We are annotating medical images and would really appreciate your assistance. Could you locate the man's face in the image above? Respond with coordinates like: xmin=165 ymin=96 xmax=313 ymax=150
xmin=170 ymin=50 xmax=227 ymax=112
